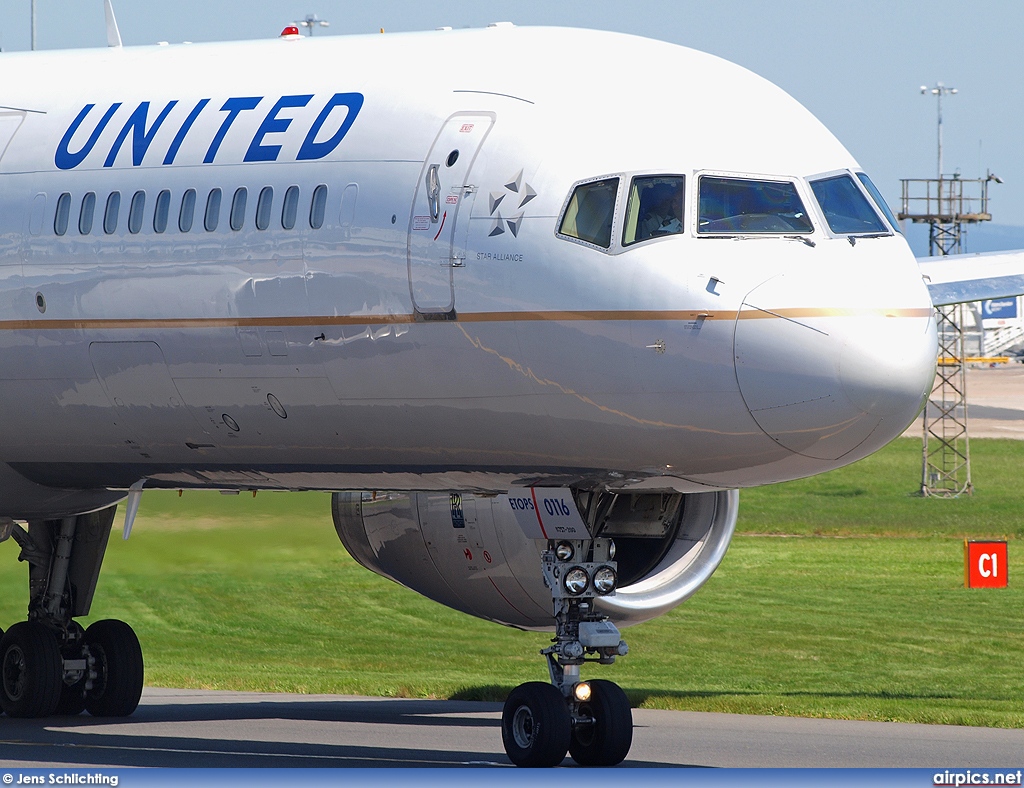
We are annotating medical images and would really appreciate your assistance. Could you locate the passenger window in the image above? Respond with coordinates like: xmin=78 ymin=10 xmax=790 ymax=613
xmin=179 ymin=188 xmax=196 ymax=232
xmin=698 ymin=176 xmax=813 ymax=234
xmin=623 ymin=176 xmax=685 ymax=246
xmin=79 ymin=192 xmax=96 ymax=235
xmin=128 ymin=190 xmax=145 ymax=234
xmin=282 ymin=185 xmax=299 ymax=230
xmin=856 ymin=172 xmax=901 ymax=234
xmin=103 ymin=192 xmax=120 ymax=234
xmin=558 ymin=178 xmax=619 ymax=248
xmin=54 ymin=192 xmax=71 ymax=236
xmin=230 ymin=187 xmax=247 ymax=231
xmin=204 ymin=188 xmax=222 ymax=231
xmin=310 ymin=184 xmax=328 ymax=229
xmin=256 ymin=186 xmax=273 ymax=230
xmin=153 ymin=190 xmax=170 ymax=233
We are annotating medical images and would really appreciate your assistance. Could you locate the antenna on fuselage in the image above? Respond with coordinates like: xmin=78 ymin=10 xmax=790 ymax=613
xmin=104 ymin=0 xmax=123 ymax=48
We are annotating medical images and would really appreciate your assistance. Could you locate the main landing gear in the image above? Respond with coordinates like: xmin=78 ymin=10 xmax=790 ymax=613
xmin=0 ymin=508 xmax=144 ymax=718
xmin=501 ymin=538 xmax=633 ymax=767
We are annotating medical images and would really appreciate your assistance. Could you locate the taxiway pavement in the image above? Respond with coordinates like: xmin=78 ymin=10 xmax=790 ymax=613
xmin=1 ymin=688 xmax=1022 ymax=768
xmin=904 ymin=363 xmax=1024 ymax=439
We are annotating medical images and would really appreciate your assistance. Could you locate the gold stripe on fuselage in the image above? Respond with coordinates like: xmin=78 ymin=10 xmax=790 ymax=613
xmin=0 ymin=307 xmax=933 ymax=331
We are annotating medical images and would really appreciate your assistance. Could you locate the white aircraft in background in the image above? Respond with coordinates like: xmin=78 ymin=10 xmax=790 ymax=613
xmin=0 ymin=6 xmax=1020 ymax=767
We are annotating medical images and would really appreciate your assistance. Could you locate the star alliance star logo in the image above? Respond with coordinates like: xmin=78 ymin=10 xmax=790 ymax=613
xmin=488 ymin=169 xmax=537 ymax=237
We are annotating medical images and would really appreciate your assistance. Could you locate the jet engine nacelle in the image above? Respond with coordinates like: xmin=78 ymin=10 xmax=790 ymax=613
xmin=332 ymin=489 xmax=738 ymax=630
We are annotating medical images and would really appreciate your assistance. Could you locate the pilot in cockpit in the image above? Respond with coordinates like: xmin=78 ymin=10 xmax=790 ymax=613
xmin=639 ymin=182 xmax=684 ymax=240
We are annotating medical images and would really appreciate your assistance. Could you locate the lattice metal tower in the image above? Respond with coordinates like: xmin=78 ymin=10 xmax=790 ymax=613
xmin=898 ymin=82 xmax=995 ymax=497
xmin=899 ymin=173 xmax=995 ymax=497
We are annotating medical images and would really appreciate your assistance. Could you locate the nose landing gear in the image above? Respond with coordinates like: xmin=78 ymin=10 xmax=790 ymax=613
xmin=501 ymin=538 xmax=633 ymax=767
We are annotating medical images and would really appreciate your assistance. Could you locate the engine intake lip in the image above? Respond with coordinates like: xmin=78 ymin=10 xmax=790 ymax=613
xmin=596 ymin=489 xmax=738 ymax=626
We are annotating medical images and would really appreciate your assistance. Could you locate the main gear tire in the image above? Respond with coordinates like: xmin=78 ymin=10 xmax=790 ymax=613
xmin=0 ymin=621 xmax=63 ymax=718
xmin=84 ymin=619 xmax=144 ymax=717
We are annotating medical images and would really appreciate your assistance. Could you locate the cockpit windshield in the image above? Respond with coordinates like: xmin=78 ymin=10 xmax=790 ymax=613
xmin=809 ymin=174 xmax=889 ymax=235
xmin=856 ymin=172 xmax=902 ymax=234
xmin=698 ymin=176 xmax=813 ymax=234
xmin=558 ymin=177 xmax=619 ymax=248
xmin=623 ymin=175 xmax=685 ymax=245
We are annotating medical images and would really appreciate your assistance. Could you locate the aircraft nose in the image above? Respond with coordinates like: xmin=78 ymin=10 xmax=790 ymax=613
xmin=734 ymin=275 xmax=936 ymax=461
xmin=837 ymin=314 xmax=936 ymax=418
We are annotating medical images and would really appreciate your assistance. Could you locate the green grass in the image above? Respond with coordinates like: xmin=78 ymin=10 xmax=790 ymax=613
xmin=737 ymin=437 xmax=1024 ymax=538
xmin=623 ymin=536 xmax=1024 ymax=726
xmin=1 ymin=437 xmax=1022 ymax=726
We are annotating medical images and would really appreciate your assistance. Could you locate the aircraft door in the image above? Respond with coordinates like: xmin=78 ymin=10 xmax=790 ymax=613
xmin=407 ymin=113 xmax=494 ymax=315
xmin=0 ymin=111 xmax=25 ymax=162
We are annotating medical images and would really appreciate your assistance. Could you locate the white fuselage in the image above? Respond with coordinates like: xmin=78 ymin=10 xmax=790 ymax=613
xmin=0 ymin=26 xmax=936 ymax=518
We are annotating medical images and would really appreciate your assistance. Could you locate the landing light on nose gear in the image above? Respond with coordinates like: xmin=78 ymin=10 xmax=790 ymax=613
xmin=500 ymin=537 xmax=633 ymax=767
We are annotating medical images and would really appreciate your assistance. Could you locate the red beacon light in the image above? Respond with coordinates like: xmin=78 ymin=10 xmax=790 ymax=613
xmin=280 ymin=25 xmax=301 ymax=39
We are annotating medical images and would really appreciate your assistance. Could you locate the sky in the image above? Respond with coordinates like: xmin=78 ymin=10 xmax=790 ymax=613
xmin=3 ymin=0 xmax=1024 ymax=235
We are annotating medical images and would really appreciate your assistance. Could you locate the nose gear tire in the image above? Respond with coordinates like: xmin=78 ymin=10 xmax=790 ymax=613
xmin=502 ymin=682 xmax=572 ymax=767
xmin=568 ymin=679 xmax=633 ymax=766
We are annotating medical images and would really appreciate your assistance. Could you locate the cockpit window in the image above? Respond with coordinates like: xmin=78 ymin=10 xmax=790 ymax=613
xmin=558 ymin=177 xmax=619 ymax=248
xmin=856 ymin=172 xmax=902 ymax=234
xmin=623 ymin=175 xmax=684 ymax=246
xmin=810 ymin=174 xmax=889 ymax=235
xmin=698 ymin=176 xmax=813 ymax=234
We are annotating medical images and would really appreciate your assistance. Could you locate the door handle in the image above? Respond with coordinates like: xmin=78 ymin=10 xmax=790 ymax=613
xmin=426 ymin=164 xmax=441 ymax=222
